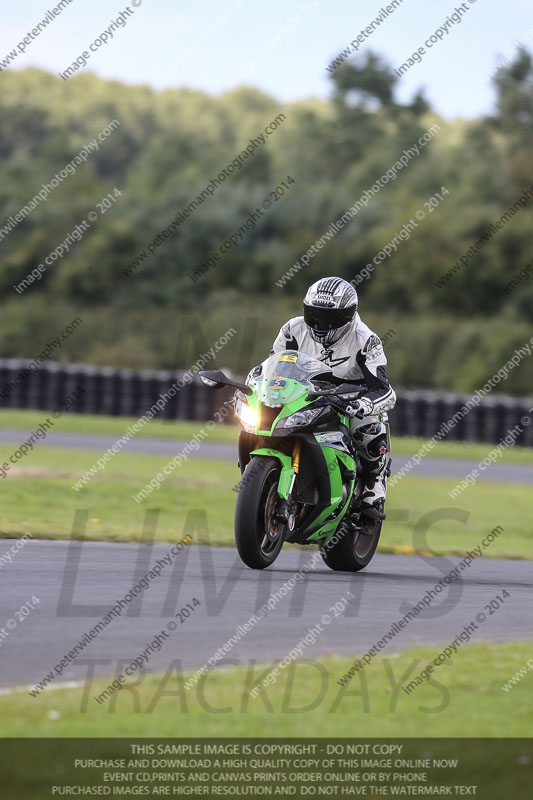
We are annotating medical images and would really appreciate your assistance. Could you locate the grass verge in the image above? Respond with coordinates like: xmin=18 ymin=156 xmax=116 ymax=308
xmin=0 ymin=442 xmax=530 ymax=558
xmin=3 ymin=642 xmax=532 ymax=737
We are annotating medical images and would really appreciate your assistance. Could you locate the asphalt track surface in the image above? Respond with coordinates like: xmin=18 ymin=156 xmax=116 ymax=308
xmin=0 ymin=541 xmax=531 ymax=690
xmin=2 ymin=428 xmax=533 ymax=484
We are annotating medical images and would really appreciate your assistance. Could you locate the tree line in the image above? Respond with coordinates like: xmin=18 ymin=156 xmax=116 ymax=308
xmin=1 ymin=50 xmax=532 ymax=394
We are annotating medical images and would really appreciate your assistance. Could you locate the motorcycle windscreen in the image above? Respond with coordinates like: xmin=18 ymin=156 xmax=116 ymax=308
xmin=256 ymin=350 xmax=327 ymax=406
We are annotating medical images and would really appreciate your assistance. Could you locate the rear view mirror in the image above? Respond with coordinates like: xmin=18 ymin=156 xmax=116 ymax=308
xmin=200 ymin=371 xmax=226 ymax=388
xmin=199 ymin=370 xmax=253 ymax=395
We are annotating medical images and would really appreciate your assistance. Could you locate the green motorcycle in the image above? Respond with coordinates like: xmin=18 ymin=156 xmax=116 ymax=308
xmin=200 ymin=350 xmax=388 ymax=572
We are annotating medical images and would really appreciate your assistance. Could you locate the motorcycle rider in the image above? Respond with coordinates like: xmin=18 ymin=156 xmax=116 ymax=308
xmin=271 ymin=277 xmax=396 ymax=516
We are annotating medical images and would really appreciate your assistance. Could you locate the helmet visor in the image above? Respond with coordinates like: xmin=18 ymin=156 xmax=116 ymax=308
xmin=303 ymin=303 xmax=356 ymax=334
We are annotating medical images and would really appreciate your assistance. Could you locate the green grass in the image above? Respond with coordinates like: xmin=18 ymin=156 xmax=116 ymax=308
xmin=3 ymin=642 xmax=531 ymax=737
xmin=2 ymin=409 xmax=533 ymax=463
xmin=0 ymin=441 xmax=531 ymax=559
xmin=0 ymin=444 xmax=237 ymax=545
xmin=393 ymin=435 xmax=533 ymax=464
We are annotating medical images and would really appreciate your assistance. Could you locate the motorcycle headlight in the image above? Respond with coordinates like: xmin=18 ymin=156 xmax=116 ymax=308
xmin=275 ymin=407 xmax=323 ymax=432
xmin=235 ymin=397 xmax=258 ymax=431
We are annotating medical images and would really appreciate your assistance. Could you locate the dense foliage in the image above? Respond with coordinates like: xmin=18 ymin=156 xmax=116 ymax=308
xmin=1 ymin=51 xmax=533 ymax=393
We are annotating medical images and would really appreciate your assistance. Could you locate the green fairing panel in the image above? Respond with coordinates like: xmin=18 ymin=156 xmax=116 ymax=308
xmin=306 ymin=448 xmax=356 ymax=541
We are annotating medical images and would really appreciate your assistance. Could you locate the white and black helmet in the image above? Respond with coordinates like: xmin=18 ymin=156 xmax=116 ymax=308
xmin=303 ymin=277 xmax=358 ymax=344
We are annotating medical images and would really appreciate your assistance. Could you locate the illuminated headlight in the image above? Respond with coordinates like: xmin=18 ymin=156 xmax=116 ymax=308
xmin=275 ymin=407 xmax=323 ymax=431
xmin=235 ymin=397 xmax=258 ymax=430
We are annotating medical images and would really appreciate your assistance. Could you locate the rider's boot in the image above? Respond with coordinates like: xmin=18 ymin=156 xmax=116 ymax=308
xmin=349 ymin=418 xmax=390 ymax=520
xmin=358 ymin=457 xmax=388 ymax=519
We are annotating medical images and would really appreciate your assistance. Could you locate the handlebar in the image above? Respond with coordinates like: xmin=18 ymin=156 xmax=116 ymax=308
xmin=306 ymin=382 xmax=366 ymax=400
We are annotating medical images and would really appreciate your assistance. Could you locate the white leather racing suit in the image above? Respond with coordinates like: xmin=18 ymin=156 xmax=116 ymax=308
xmin=271 ymin=314 xmax=396 ymax=507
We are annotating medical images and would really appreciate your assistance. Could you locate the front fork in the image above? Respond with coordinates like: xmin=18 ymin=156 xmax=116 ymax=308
xmin=277 ymin=440 xmax=301 ymax=526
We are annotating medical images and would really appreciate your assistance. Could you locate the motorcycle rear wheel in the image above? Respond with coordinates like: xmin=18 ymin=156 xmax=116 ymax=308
xmin=320 ymin=513 xmax=382 ymax=572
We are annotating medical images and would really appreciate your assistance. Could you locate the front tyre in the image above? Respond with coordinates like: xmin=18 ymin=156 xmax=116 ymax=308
xmin=235 ymin=456 xmax=286 ymax=569
xmin=320 ymin=514 xmax=382 ymax=572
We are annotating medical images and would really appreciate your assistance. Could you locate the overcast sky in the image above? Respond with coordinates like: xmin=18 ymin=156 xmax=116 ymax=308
xmin=2 ymin=0 xmax=533 ymax=118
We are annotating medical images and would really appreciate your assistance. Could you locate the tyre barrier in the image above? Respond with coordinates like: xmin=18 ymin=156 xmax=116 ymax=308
xmin=0 ymin=359 xmax=531 ymax=445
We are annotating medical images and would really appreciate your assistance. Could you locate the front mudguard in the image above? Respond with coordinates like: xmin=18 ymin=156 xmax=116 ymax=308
xmin=249 ymin=448 xmax=295 ymax=499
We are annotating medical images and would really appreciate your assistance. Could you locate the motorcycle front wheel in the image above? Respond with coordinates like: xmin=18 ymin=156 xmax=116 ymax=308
xmin=234 ymin=456 xmax=286 ymax=569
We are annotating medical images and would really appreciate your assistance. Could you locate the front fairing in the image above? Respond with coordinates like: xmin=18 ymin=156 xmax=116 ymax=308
xmin=255 ymin=350 xmax=327 ymax=406
xmin=237 ymin=351 xmax=331 ymax=435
